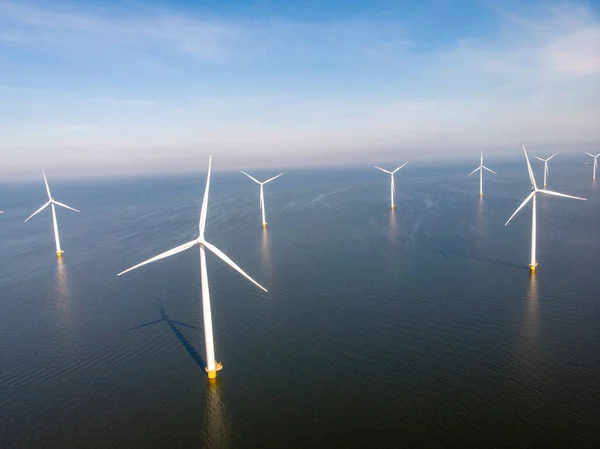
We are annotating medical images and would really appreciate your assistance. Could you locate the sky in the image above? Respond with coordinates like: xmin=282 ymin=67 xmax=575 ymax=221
xmin=0 ymin=0 xmax=599 ymax=178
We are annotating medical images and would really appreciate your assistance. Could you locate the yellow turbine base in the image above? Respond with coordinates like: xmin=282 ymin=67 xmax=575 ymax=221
xmin=391 ymin=205 xmax=395 ymax=209
xmin=529 ymin=263 xmax=537 ymax=272
xmin=206 ymin=362 xmax=223 ymax=379
xmin=262 ymin=223 xmax=267 ymax=228
xmin=57 ymin=251 xmax=64 ymax=257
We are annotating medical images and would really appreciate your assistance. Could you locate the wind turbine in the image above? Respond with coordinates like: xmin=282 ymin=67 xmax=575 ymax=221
xmin=240 ymin=171 xmax=283 ymax=228
xmin=533 ymin=152 xmax=558 ymax=187
xmin=468 ymin=151 xmax=496 ymax=196
xmin=118 ymin=157 xmax=267 ymax=380
xmin=374 ymin=162 xmax=409 ymax=209
xmin=505 ymin=146 xmax=586 ymax=271
xmin=24 ymin=170 xmax=80 ymax=256
xmin=585 ymin=152 xmax=600 ymax=180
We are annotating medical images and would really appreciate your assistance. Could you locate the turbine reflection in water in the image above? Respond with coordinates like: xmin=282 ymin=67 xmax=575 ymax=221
xmin=475 ymin=197 xmax=485 ymax=237
xmin=525 ymin=272 xmax=540 ymax=353
xmin=204 ymin=382 xmax=231 ymax=448
xmin=55 ymin=257 xmax=71 ymax=319
xmin=516 ymin=273 xmax=542 ymax=381
xmin=388 ymin=209 xmax=397 ymax=245
xmin=260 ymin=228 xmax=272 ymax=279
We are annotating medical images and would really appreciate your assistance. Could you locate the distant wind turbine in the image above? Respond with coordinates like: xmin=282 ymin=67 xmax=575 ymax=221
xmin=469 ymin=151 xmax=496 ymax=196
xmin=24 ymin=170 xmax=80 ymax=256
xmin=585 ymin=152 xmax=600 ymax=180
xmin=533 ymin=152 xmax=558 ymax=187
xmin=118 ymin=157 xmax=267 ymax=380
xmin=240 ymin=171 xmax=283 ymax=228
xmin=505 ymin=146 xmax=586 ymax=271
xmin=374 ymin=162 xmax=409 ymax=209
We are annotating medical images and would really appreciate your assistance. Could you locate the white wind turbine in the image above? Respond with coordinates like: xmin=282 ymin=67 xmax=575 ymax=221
xmin=240 ymin=171 xmax=283 ymax=228
xmin=585 ymin=152 xmax=600 ymax=181
xmin=374 ymin=162 xmax=409 ymax=209
xmin=25 ymin=170 xmax=80 ymax=256
xmin=468 ymin=151 xmax=496 ymax=196
xmin=505 ymin=146 xmax=586 ymax=271
xmin=533 ymin=152 xmax=558 ymax=187
xmin=118 ymin=157 xmax=267 ymax=380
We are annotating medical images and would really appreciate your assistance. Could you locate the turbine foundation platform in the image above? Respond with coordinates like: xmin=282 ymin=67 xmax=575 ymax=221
xmin=206 ymin=362 xmax=223 ymax=379
xmin=56 ymin=250 xmax=64 ymax=257
xmin=261 ymin=223 xmax=267 ymax=228
xmin=390 ymin=205 xmax=395 ymax=209
xmin=529 ymin=263 xmax=537 ymax=272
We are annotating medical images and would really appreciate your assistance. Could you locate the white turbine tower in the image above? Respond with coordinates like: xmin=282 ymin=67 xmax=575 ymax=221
xmin=585 ymin=152 xmax=600 ymax=181
xmin=533 ymin=152 xmax=558 ymax=187
xmin=118 ymin=157 xmax=267 ymax=380
xmin=240 ymin=171 xmax=283 ymax=228
xmin=374 ymin=162 xmax=409 ymax=209
xmin=468 ymin=151 xmax=496 ymax=196
xmin=24 ymin=170 xmax=80 ymax=256
xmin=505 ymin=146 xmax=586 ymax=272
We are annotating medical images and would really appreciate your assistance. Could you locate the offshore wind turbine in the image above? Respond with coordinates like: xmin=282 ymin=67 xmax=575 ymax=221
xmin=469 ymin=151 xmax=496 ymax=196
xmin=505 ymin=146 xmax=586 ymax=272
xmin=24 ymin=170 xmax=80 ymax=256
xmin=585 ymin=152 xmax=600 ymax=180
xmin=374 ymin=162 xmax=409 ymax=209
xmin=118 ymin=157 xmax=267 ymax=380
xmin=240 ymin=171 xmax=283 ymax=228
xmin=533 ymin=152 xmax=558 ymax=187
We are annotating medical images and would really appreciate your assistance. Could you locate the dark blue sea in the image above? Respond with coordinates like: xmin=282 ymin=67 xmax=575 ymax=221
xmin=1 ymin=157 xmax=599 ymax=447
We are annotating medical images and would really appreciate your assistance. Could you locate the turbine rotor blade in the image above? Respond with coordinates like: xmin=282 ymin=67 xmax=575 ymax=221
xmin=118 ymin=240 xmax=198 ymax=276
xmin=505 ymin=192 xmax=535 ymax=226
xmin=53 ymin=201 xmax=80 ymax=213
xmin=482 ymin=166 xmax=497 ymax=174
xmin=24 ymin=201 xmax=51 ymax=222
xmin=240 ymin=170 xmax=261 ymax=184
xmin=522 ymin=145 xmax=537 ymax=189
xmin=42 ymin=170 xmax=52 ymax=200
xmin=263 ymin=173 xmax=283 ymax=184
xmin=585 ymin=152 xmax=595 ymax=157
xmin=533 ymin=156 xmax=546 ymax=161
xmin=537 ymin=189 xmax=586 ymax=201
xmin=468 ymin=167 xmax=480 ymax=176
xmin=392 ymin=161 xmax=409 ymax=173
xmin=547 ymin=152 xmax=558 ymax=160
xmin=203 ymin=241 xmax=268 ymax=292
xmin=199 ymin=156 xmax=212 ymax=239
xmin=374 ymin=166 xmax=392 ymax=174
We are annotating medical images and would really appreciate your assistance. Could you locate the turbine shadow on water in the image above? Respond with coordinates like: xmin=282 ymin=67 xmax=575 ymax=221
xmin=439 ymin=250 xmax=530 ymax=270
xmin=125 ymin=302 xmax=206 ymax=369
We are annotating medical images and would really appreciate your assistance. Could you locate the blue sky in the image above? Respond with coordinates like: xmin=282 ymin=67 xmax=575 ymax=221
xmin=1 ymin=0 xmax=599 ymax=177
